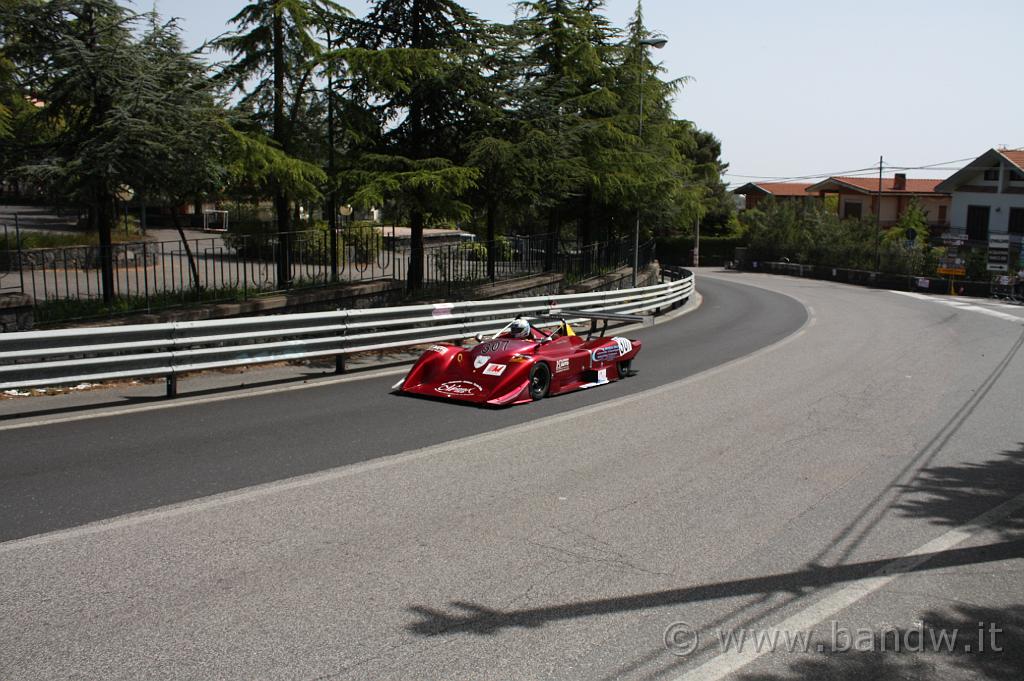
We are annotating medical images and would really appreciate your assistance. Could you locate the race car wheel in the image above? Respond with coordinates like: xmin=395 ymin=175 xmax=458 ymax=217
xmin=618 ymin=359 xmax=633 ymax=379
xmin=529 ymin=362 xmax=551 ymax=400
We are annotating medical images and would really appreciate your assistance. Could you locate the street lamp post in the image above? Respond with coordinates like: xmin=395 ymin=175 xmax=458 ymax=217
xmin=693 ymin=214 xmax=700 ymax=267
xmin=634 ymin=36 xmax=668 ymax=287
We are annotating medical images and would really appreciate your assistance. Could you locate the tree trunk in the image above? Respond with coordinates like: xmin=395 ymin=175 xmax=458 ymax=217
xmin=94 ymin=192 xmax=116 ymax=305
xmin=272 ymin=8 xmax=292 ymax=289
xmin=275 ymin=192 xmax=292 ymax=288
xmin=407 ymin=209 xmax=424 ymax=291
xmin=171 ymin=206 xmax=201 ymax=292
xmin=486 ymin=201 xmax=497 ymax=282
xmin=545 ymin=207 xmax=558 ymax=272
xmin=578 ymin=193 xmax=593 ymax=276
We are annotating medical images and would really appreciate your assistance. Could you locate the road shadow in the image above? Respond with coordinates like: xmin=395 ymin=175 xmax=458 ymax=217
xmin=736 ymin=604 xmax=1024 ymax=681
xmin=405 ymin=446 xmax=1024 ymax=640
xmin=405 ymin=540 xmax=1024 ymax=638
xmin=895 ymin=444 xmax=1024 ymax=541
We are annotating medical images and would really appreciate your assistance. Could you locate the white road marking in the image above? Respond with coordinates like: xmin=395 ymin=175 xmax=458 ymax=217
xmin=671 ymin=489 xmax=1024 ymax=681
xmin=891 ymin=291 xmax=1024 ymax=324
xmin=0 ymin=291 xmax=806 ymax=552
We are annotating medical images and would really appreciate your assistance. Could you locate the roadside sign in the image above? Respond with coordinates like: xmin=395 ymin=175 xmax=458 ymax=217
xmin=938 ymin=266 xmax=966 ymax=276
xmin=988 ymin=234 xmax=1010 ymax=272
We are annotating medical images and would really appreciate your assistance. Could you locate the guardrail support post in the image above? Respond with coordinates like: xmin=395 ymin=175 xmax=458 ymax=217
xmin=334 ymin=355 xmax=346 ymax=374
xmin=166 ymin=374 xmax=177 ymax=398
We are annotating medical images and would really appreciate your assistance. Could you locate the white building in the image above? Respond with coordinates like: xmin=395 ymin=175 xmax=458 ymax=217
xmin=935 ymin=148 xmax=1024 ymax=245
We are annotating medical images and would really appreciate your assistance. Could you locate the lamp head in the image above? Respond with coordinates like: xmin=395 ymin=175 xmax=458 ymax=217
xmin=640 ymin=37 xmax=668 ymax=49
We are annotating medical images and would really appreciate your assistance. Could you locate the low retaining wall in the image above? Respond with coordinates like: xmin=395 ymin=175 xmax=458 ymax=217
xmin=73 ymin=280 xmax=405 ymax=327
xmin=38 ymin=265 xmax=662 ymax=330
xmin=0 ymin=293 xmax=33 ymax=332
xmin=6 ymin=242 xmax=160 ymax=269
xmin=746 ymin=261 xmax=996 ymax=297
xmin=564 ymin=264 xmax=659 ymax=294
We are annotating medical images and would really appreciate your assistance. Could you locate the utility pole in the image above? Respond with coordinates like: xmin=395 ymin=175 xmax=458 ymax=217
xmin=634 ymin=35 xmax=668 ymax=286
xmin=327 ymin=29 xmax=338 ymax=282
xmin=693 ymin=214 xmax=700 ymax=267
xmin=875 ymin=155 xmax=883 ymax=272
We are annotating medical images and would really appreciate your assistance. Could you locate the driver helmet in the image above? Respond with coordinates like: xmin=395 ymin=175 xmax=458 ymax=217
xmin=508 ymin=317 xmax=531 ymax=339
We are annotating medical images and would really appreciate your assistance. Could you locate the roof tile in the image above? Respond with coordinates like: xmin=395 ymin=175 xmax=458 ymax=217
xmin=819 ymin=176 xmax=946 ymax=194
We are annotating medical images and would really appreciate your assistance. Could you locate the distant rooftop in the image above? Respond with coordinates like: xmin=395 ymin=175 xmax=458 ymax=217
xmin=731 ymin=182 xmax=814 ymax=197
xmin=806 ymin=176 xmax=946 ymax=195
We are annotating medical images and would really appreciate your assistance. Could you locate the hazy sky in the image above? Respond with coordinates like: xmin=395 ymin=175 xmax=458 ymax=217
xmin=145 ymin=0 xmax=1022 ymax=185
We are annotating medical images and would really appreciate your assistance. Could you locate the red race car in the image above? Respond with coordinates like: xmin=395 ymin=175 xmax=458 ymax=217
xmin=393 ymin=312 xmax=646 ymax=406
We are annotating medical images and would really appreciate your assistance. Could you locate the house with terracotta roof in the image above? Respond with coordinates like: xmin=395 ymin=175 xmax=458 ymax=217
xmin=805 ymin=174 xmax=950 ymax=233
xmin=731 ymin=182 xmax=815 ymax=210
xmin=934 ymin=148 xmax=1024 ymax=245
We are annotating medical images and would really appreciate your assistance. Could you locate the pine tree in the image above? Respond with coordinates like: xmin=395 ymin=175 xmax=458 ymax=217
xmin=348 ymin=0 xmax=486 ymax=290
xmin=6 ymin=0 xmax=143 ymax=303
xmin=216 ymin=0 xmax=347 ymax=287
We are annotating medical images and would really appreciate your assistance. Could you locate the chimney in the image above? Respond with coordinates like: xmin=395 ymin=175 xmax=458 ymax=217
xmin=893 ymin=173 xmax=907 ymax=190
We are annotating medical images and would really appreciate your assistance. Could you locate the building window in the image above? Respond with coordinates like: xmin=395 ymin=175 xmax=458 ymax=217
xmin=966 ymin=205 xmax=990 ymax=242
xmin=1009 ymin=208 xmax=1024 ymax=236
xmin=1011 ymin=171 xmax=1024 ymax=182
xmin=938 ymin=205 xmax=947 ymax=224
xmin=843 ymin=202 xmax=862 ymax=219
xmin=983 ymin=168 xmax=1000 ymax=182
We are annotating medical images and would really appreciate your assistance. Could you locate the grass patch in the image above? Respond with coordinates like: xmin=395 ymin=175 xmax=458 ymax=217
xmin=1 ymin=224 xmax=144 ymax=250
xmin=33 ymin=285 xmax=269 ymax=325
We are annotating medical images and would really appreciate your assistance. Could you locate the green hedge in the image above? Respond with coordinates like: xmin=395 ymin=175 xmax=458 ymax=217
xmin=656 ymin=235 xmax=746 ymax=266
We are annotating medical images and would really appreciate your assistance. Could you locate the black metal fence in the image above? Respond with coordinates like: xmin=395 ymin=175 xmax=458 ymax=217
xmin=0 ymin=224 xmax=655 ymax=321
xmin=745 ymin=260 xmax=1018 ymax=299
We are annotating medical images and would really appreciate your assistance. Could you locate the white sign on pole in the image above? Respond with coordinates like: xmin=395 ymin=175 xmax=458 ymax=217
xmin=988 ymin=234 xmax=1010 ymax=272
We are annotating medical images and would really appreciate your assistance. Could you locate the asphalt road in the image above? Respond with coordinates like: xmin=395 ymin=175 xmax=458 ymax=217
xmin=0 ymin=276 xmax=804 ymax=541
xmin=2 ymin=271 xmax=1023 ymax=681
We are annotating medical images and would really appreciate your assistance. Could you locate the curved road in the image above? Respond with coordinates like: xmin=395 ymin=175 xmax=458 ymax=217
xmin=2 ymin=271 xmax=1023 ymax=681
xmin=0 ymin=276 xmax=805 ymax=541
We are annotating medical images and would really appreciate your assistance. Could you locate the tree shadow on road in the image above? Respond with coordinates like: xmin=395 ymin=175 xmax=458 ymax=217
xmin=895 ymin=444 xmax=1024 ymax=541
xmin=406 ymin=446 xmax=1024 ymax=640
xmin=735 ymin=604 xmax=1024 ymax=681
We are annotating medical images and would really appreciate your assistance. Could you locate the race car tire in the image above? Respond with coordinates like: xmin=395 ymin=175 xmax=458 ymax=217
xmin=529 ymin=362 xmax=551 ymax=400
xmin=618 ymin=359 xmax=633 ymax=379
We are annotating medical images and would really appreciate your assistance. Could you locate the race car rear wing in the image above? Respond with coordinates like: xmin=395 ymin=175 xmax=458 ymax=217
xmin=537 ymin=309 xmax=654 ymax=338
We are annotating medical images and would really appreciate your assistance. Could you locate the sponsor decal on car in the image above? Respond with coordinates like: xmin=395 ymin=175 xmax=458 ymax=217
xmin=482 ymin=363 xmax=507 ymax=376
xmin=555 ymin=358 xmax=570 ymax=373
xmin=474 ymin=355 xmax=490 ymax=369
xmin=435 ymin=380 xmax=483 ymax=396
xmin=477 ymin=340 xmax=510 ymax=354
xmin=592 ymin=345 xmax=621 ymax=362
xmin=508 ymin=354 xmax=531 ymax=363
xmin=428 ymin=345 xmax=449 ymax=354
xmin=612 ymin=337 xmax=633 ymax=355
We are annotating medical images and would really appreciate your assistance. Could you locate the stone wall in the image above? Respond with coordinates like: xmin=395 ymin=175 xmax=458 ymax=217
xmin=7 ymin=243 xmax=159 ymax=269
xmin=0 ymin=293 xmax=33 ymax=332
xmin=563 ymin=264 xmax=660 ymax=294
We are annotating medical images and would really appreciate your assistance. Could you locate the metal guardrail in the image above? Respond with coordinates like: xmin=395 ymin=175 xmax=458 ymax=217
xmin=0 ymin=271 xmax=693 ymax=396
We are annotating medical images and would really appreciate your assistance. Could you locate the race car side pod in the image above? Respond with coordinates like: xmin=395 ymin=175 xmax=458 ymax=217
xmin=537 ymin=309 xmax=654 ymax=340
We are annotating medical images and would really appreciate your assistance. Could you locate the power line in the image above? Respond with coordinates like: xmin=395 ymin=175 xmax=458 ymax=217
xmin=727 ymin=149 xmax=1024 ymax=184
xmin=883 ymin=155 xmax=978 ymax=171
xmin=724 ymin=165 xmax=881 ymax=182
